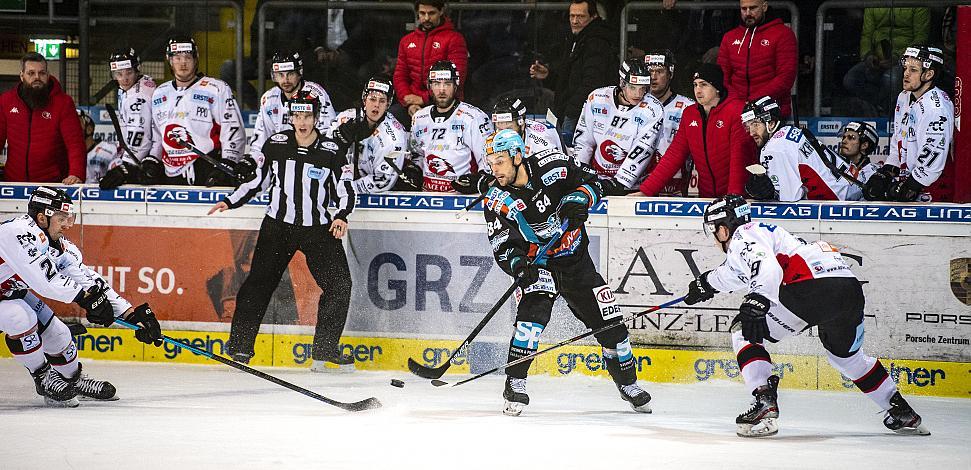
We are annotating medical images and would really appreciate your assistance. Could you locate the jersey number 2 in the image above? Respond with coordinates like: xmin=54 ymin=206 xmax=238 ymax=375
xmin=40 ymin=258 xmax=57 ymax=281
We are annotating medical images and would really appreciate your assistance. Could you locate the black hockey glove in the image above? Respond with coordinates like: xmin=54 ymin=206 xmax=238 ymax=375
xmin=556 ymin=191 xmax=590 ymax=232
xmin=863 ymin=164 xmax=899 ymax=201
xmin=99 ymin=161 xmax=140 ymax=190
xmin=75 ymin=284 xmax=114 ymax=327
xmin=509 ymin=256 xmax=541 ymax=287
xmin=451 ymin=171 xmax=496 ymax=194
xmin=204 ymin=156 xmax=238 ymax=187
xmin=392 ymin=159 xmax=423 ymax=191
xmin=600 ymin=178 xmax=633 ymax=197
xmin=887 ymin=175 xmax=924 ymax=202
xmin=234 ymin=156 xmax=258 ymax=185
xmin=745 ymin=173 xmax=777 ymax=201
xmin=139 ymin=156 xmax=164 ymax=185
xmin=738 ymin=293 xmax=771 ymax=344
xmin=125 ymin=303 xmax=163 ymax=346
xmin=684 ymin=271 xmax=717 ymax=305
xmin=333 ymin=118 xmax=373 ymax=146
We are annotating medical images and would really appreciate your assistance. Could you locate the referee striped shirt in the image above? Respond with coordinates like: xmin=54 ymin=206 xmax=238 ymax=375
xmin=225 ymin=130 xmax=355 ymax=226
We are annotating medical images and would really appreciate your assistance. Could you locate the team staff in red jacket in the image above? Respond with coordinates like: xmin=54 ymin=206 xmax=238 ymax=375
xmin=0 ymin=53 xmax=86 ymax=184
xmin=636 ymin=64 xmax=754 ymax=197
xmin=394 ymin=0 xmax=468 ymax=117
xmin=717 ymin=0 xmax=797 ymax=117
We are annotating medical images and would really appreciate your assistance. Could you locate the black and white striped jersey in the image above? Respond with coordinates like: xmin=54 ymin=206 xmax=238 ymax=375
xmin=224 ymin=130 xmax=355 ymax=226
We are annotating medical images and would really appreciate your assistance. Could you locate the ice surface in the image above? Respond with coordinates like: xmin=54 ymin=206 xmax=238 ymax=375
xmin=1 ymin=358 xmax=967 ymax=469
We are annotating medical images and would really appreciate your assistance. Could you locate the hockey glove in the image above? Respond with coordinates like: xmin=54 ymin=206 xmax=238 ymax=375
xmin=204 ymin=156 xmax=238 ymax=187
xmin=557 ymin=191 xmax=590 ymax=232
xmin=600 ymin=178 xmax=633 ymax=197
xmin=139 ymin=156 xmax=164 ymax=185
xmin=684 ymin=271 xmax=717 ymax=305
xmin=334 ymin=118 xmax=373 ymax=146
xmin=887 ymin=175 xmax=923 ymax=202
xmin=451 ymin=171 xmax=495 ymax=194
xmin=745 ymin=173 xmax=777 ymax=201
xmin=234 ymin=156 xmax=259 ymax=185
xmin=125 ymin=303 xmax=163 ymax=346
xmin=99 ymin=161 xmax=140 ymax=190
xmin=738 ymin=293 xmax=771 ymax=344
xmin=863 ymin=164 xmax=899 ymax=201
xmin=509 ymin=256 xmax=541 ymax=287
xmin=392 ymin=159 xmax=423 ymax=191
xmin=75 ymin=285 xmax=114 ymax=327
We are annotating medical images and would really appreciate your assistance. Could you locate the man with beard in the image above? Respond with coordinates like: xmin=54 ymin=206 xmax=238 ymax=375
xmin=0 ymin=53 xmax=86 ymax=183
xmin=408 ymin=60 xmax=492 ymax=192
xmin=394 ymin=0 xmax=467 ymax=118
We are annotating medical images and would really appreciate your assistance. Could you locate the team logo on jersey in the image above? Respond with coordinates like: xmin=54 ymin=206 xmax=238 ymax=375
xmin=675 ymin=101 xmax=684 ymax=109
xmin=162 ymin=124 xmax=195 ymax=151
xmin=599 ymin=139 xmax=626 ymax=164
xmin=425 ymin=155 xmax=456 ymax=176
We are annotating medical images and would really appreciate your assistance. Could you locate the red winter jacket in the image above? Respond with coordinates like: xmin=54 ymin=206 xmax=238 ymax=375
xmin=718 ymin=17 xmax=798 ymax=117
xmin=393 ymin=18 xmax=468 ymax=107
xmin=0 ymin=77 xmax=86 ymax=182
xmin=640 ymin=98 xmax=755 ymax=197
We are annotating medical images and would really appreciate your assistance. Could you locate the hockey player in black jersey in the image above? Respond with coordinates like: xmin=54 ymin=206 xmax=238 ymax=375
xmin=481 ymin=129 xmax=652 ymax=416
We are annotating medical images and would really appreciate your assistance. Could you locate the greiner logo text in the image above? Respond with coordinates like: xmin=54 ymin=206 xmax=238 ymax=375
xmin=556 ymin=352 xmax=651 ymax=375
xmin=163 ymin=335 xmax=226 ymax=359
xmin=694 ymin=358 xmax=794 ymax=381
xmin=292 ymin=342 xmax=383 ymax=364
xmin=74 ymin=334 xmax=123 ymax=353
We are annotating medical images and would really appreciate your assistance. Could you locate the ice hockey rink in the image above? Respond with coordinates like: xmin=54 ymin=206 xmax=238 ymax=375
xmin=0 ymin=359 xmax=968 ymax=469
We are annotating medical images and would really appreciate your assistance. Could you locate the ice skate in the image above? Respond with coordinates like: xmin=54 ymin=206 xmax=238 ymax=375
xmin=230 ymin=352 xmax=252 ymax=365
xmin=617 ymin=382 xmax=652 ymax=413
xmin=310 ymin=354 xmax=355 ymax=373
xmin=40 ymin=365 xmax=79 ymax=408
xmin=503 ymin=376 xmax=529 ymax=416
xmin=736 ymin=375 xmax=779 ymax=437
xmin=74 ymin=364 xmax=118 ymax=401
xmin=883 ymin=391 xmax=930 ymax=436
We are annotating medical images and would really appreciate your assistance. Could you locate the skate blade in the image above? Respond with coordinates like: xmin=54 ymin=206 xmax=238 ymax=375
xmin=629 ymin=402 xmax=652 ymax=414
xmin=737 ymin=418 xmax=778 ymax=438
xmin=44 ymin=396 xmax=80 ymax=408
xmin=892 ymin=423 xmax=931 ymax=436
xmin=310 ymin=361 xmax=356 ymax=373
xmin=79 ymin=395 xmax=120 ymax=402
xmin=503 ymin=401 xmax=525 ymax=417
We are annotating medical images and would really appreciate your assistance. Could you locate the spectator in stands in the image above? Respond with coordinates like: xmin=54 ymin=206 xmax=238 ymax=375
xmin=842 ymin=8 xmax=929 ymax=113
xmin=393 ymin=0 xmax=468 ymax=119
xmin=634 ymin=63 xmax=754 ymax=197
xmin=529 ymin=0 xmax=616 ymax=146
xmin=0 ymin=52 xmax=86 ymax=184
xmin=717 ymin=0 xmax=797 ymax=117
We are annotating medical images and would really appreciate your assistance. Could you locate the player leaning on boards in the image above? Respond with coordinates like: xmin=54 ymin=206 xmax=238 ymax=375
xmin=864 ymin=45 xmax=954 ymax=202
xmin=0 ymin=187 xmax=162 ymax=407
xmin=481 ymin=129 xmax=652 ymax=416
xmin=684 ymin=195 xmax=928 ymax=437
xmin=209 ymin=91 xmax=374 ymax=371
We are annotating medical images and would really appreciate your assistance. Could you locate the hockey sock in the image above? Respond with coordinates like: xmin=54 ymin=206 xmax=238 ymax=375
xmin=603 ymin=336 xmax=637 ymax=385
xmin=734 ymin=330 xmax=774 ymax=393
xmin=506 ymin=321 xmax=545 ymax=379
xmin=826 ymin=350 xmax=896 ymax=410
xmin=40 ymin=317 xmax=80 ymax=379
xmin=5 ymin=329 xmax=47 ymax=374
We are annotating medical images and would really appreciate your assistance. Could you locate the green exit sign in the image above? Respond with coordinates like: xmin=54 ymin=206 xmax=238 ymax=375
xmin=35 ymin=40 xmax=63 ymax=60
xmin=0 ymin=0 xmax=26 ymax=13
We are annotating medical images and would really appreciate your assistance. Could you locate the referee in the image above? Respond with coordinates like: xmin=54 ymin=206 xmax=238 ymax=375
xmin=208 ymin=90 xmax=373 ymax=371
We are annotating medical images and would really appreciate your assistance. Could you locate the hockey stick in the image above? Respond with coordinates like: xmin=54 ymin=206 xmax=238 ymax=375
xmin=407 ymin=220 xmax=570 ymax=379
xmin=382 ymin=154 xmax=422 ymax=191
xmin=113 ymin=318 xmax=382 ymax=412
xmin=169 ymin=134 xmax=238 ymax=178
xmin=431 ymin=295 xmax=687 ymax=388
xmin=800 ymin=127 xmax=866 ymax=189
xmin=104 ymin=103 xmax=140 ymax=164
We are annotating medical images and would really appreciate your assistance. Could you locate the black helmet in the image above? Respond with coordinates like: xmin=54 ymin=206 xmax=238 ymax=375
xmin=900 ymin=45 xmax=944 ymax=78
xmin=28 ymin=186 xmax=75 ymax=220
xmin=108 ymin=48 xmax=139 ymax=72
xmin=644 ymin=49 xmax=675 ymax=74
xmin=427 ymin=60 xmax=460 ymax=86
xmin=166 ymin=35 xmax=198 ymax=57
xmin=271 ymin=51 xmax=303 ymax=76
xmin=741 ymin=96 xmax=782 ymax=125
xmin=491 ymin=97 xmax=527 ymax=127
xmin=703 ymin=194 xmax=751 ymax=237
xmin=619 ymin=58 xmax=651 ymax=86
xmin=841 ymin=121 xmax=879 ymax=156
xmin=362 ymin=74 xmax=395 ymax=102
xmin=288 ymin=89 xmax=320 ymax=116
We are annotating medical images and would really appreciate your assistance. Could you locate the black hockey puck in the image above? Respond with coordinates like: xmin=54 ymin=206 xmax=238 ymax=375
xmin=390 ymin=379 xmax=405 ymax=388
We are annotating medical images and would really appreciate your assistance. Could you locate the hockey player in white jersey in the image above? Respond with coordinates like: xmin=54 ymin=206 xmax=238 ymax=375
xmin=838 ymin=121 xmax=881 ymax=187
xmin=743 ymin=96 xmax=864 ymax=201
xmin=99 ymin=48 xmax=158 ymax=189
xmin=573 ymin=58 xmax=664 ymax=196
xmin=451 ymin=96 xmax=560 ymax=194
xmin=409 ymin=60 xmax=493 ymax=192
xmin=645 ymin=50 xmax=695 ymax=196
xmin=864 ymin=45 xmax=954 ymax=202
xmin=249 ymin=51 xmax=337 ymax=168
xmin=78 ymin=109 xmax=121 ymax=184
xmin=0 ymin=187 xmax=163 ymax=407
xmin=684 ymin=195 xmax=928 ymax=437
xmin=329 ymin=75 xmax=410 ymax=193
xmin=143 ymin=36 xmax=246 ymax=186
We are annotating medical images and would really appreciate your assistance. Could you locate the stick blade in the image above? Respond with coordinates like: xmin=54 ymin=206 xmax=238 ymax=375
xmin=407 ymin=358 xmax=449 ymax=379
xmin=338 ymin=396 xmax=383 ymax=412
